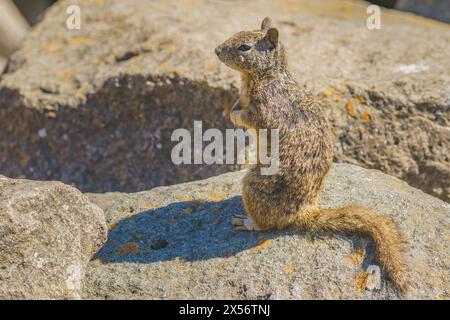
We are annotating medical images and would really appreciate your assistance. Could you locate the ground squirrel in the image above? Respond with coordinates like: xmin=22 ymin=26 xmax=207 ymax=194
xmin=215 ymin=17 xmax=409 ymax=292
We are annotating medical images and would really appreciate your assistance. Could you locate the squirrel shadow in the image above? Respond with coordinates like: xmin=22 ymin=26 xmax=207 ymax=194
xmin=93 ymin=196 xmax=284 ymax=264
xmin=93 ymin=196 xmax=377 ymax=268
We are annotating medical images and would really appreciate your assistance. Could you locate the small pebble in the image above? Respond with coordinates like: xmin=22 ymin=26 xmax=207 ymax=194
xmin=38 ymin=128 xmax=47 ymax=138
xmin=150 ymin=239 xmax=168 ymax=250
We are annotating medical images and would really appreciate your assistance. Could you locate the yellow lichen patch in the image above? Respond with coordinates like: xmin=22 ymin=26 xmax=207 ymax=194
xmin=58 ymin=69 xmax=75 ymax=81
xmin=284 ymin=265 xmax=295 ymax=274
xmin=323 ymin=87 xmax=336 ymax=98
xmin=176 ymin=195 xmax=193 ymax=202
xmin=360 ymin=112 xmax=371 ymax=121
xmin=143 ymin=202 xmax=158 ymax=210
xmin=85 ymin=243 xmax=94 ymax=255
xmin=347 ymin=248 xmax=365 ymax=265
xmin=92 ymin=258 xmax=103 ymax=264
xmin=42 ymin=42 xmax=60 ymax=54
xmin=346 ymin=100 xmax=357 ymax=118
xmin=338 ymin=5 xmax=355 ymax=16
xmin=68 ymin=36 xmax=89 ymax=46
xmin=355 ymin=271 xmax=371 ymax=291
xmin=107 ymin=221 xmax=117 ymax=230
xmin=206 ymin=193 xmax=227 ymax=202
xmin=252 ymin=238 xmax=272 ymax=252
xmin=116 ymin=242 xmax=140 ymax=257
xmin=355 ymin=95 xmax=366 ymax=104
xmin=175 ymin=257 xmax=189 ymax=265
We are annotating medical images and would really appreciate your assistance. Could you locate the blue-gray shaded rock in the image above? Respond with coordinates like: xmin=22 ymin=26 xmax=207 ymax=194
xmin=396 ymin=0 xmax=450 ymax=24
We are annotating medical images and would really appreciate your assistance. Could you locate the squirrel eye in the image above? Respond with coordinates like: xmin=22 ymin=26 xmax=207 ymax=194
xmin=238 ymin=44 xmax=252 ymax=51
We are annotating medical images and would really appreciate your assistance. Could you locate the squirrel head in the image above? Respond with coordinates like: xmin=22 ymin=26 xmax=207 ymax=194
xmin=215 ymin=17 xmax=287 ymax=76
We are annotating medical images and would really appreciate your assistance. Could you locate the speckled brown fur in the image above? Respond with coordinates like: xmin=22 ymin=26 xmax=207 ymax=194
xmin=215 ymin=17 xmax=409 ymax=292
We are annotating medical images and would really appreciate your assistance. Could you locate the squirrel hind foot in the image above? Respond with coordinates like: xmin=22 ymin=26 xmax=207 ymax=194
xmin=231 ymin=214 xmax=260 ymax=231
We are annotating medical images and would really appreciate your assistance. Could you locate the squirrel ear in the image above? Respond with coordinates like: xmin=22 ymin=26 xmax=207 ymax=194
xmin=261 ymin=17 xmax=272 ymax=31
xmin=266 ymin=27 xmax=279 ymax=48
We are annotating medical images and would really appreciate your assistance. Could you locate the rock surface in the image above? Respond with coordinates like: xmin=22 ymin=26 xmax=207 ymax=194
xmin=83 ymin=164 xmax=449 ymax=299
xmin=0 ymin=175 xmax=107 ymax=299
xmin=0 ymin=56 xmax=5 ymax=74
xmin=0 ymin=0 xmax=449 ymax=201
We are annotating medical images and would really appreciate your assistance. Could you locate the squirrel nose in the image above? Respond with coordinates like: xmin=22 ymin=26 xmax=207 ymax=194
xmin=214 ymin=46 xmax=221 ymax=56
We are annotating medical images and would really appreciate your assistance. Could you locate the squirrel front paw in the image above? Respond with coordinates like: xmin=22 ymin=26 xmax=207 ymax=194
xmin=230 ymin=110 xmax=241 ymax=126
xmin=231 ymin=214 xmax=260 ymax=231
xmin=230 ymin=109 xmax=255 ymax=128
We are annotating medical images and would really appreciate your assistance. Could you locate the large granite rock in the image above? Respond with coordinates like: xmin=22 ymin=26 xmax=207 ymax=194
xmin=0 ymin=0 xmax=449 ymax=201
xmin=0 ymin=175 xmax=107 ymax=299
xmin=83 ymin=164 xmax=449 ymax=299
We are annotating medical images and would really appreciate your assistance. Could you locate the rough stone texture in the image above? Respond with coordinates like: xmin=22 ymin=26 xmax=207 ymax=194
xmin=396 ymin=0 xmax=450 ymax=24
xmin=0 ymin=56 xmax=5 ymax=74
xmin=0 ymin=175 xmax=107 ymax=299
xmin=82 ymin=164 xmax=449 ymax=300
xmin=0 ymin=0 xmax=449 ymax=201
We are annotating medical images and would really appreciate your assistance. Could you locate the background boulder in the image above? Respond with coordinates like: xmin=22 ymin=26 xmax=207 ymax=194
xmin=0 ymin=175 xmax=107 ymax=299
xmin=83 ymin=164 xmax=449 ymax=299
xmin=0 ymin=0 xmax=449 ymax=201
xmin=396 ymin=0 xmax=450 ymax=24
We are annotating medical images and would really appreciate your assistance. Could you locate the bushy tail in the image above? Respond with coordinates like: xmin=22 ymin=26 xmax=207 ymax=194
xmin=304 ymin=205 xmax=409 ymax=292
